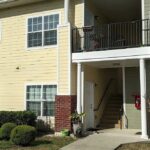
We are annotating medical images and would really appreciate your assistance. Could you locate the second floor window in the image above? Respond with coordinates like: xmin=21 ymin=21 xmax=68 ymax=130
xmin=27 ymin=14 xmax=59 ymax=48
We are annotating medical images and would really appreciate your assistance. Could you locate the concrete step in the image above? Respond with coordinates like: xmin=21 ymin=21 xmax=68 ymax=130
xmin=101 ymin=119 xmax=120 ymax=124
xmin=103 ymin=111 xmax=120 ymax=116
xmin=107 ymin=102 xmax=122 ymax=106
xmin=100 ymin=123 xmax=120 ymax=129
xmin=108 ymin=100 xmax=123 ymax=104
xmin=102 ymin=115 xmax=120 ymax=120
xmin=105 ymin=107 xmax=120 ymax=112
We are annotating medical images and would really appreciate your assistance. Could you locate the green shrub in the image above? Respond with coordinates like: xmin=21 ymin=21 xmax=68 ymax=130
xmin=36 ymin=119 xmax=51 ymax=132
xmin=0 ymin=123 xmax=17 ymax=140
xmin=11 ymin=125 xmax=36 ymax=146
xmin=0 ymin=111 xmax=37 ymax=127
xmin=0 ymin=128 xmax=2 ymax=140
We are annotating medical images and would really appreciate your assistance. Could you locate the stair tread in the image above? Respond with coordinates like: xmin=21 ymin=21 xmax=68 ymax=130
xmin=98 ymin=95 xmax=122 ymax=129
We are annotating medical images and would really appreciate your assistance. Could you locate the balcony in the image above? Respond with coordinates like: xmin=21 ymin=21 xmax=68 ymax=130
xmin=72 ymin=19 xmax=150 ymax=53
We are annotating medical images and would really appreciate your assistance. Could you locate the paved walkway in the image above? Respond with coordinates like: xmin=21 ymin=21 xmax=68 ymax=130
xmin=61 ymin=129 xmax=148 ymax=150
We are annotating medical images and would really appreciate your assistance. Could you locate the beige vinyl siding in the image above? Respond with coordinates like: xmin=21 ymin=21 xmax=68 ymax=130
xmin=0 ymin=0 xmax=62 ymax=110
xmin=74 ymin=0 xmax=84 ymax=27
xmin=57 ymin=25 xmax=70 ymax=95
xmin=0 ymin=0 xmax=84 ymax=111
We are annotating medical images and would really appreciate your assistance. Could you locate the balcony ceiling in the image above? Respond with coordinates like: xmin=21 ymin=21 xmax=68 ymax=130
xmin=92 ymin=0 xmax=141 ymax=22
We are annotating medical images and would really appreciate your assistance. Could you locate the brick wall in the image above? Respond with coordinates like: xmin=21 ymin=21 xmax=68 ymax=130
xmin=55 ymin=95 xmax=77 ymax=132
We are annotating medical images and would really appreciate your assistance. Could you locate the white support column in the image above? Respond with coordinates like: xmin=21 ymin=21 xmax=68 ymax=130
xmin=81 ymin=65 xmax=84 ymax=114
xmin=77 ymin=63 xmax=82 ymax=114
xmin=81 ymin=65 xmax=85 ymax=124
xmin=64 ymin=0 xmax=70 ymax=24
xmin=122 ymin=67 xmax=127 ymax=129
xmin=139 ymin=59 xmax=148 ymax=139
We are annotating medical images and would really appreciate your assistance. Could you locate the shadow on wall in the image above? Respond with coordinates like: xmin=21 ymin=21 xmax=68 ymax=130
xmin=125 ymin=67 xmax=141 ymax=129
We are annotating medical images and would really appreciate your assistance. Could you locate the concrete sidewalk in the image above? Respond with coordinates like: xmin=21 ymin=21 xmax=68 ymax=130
xmin=61 ymin=129 xmax=148 ymax=150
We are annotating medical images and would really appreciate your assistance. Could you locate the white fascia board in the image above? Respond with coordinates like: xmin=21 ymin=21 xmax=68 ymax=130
xmin=72 ymin=47 xmax=150 ymax=63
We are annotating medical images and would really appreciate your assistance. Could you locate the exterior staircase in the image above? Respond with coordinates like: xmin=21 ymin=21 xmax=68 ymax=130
xmin=99 ymin=95 xmax=123 ymax=129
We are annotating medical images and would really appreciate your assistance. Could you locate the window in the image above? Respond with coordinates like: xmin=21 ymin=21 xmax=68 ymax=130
xmin=26 ymin=85 xmax=57 ymax=116
xmin=27 ymin=14 xmax=59 ymax=48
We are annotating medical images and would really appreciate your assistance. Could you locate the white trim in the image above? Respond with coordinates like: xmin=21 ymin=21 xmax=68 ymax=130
xmin=64 ymin=0 xmax=70 ymax=24
xmin=57 ymin=24 xmax=60 ymax=95
xmin=77 ymin=63 xmax=82 ymax=113
xmin=122 ymin=67 xmax=127 ymax=129
xmin=25 ymin=11 xmax=61 ymax=50
xmin=72 ymin=47 xmax=150 ymax=63
xmin=81 ymin=65 xmax=84 ymax=122
xmin=139 ymin=59 xmax=148 ymax=139
xmin=141 ymin=0 xmax=145 ymax=20
xmin=68 ymin=23 xmax=72 ymax=95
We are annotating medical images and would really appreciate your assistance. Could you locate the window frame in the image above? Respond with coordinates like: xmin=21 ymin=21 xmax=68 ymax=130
xmin=25 ymin=83 xmax=58 ymax=117
xmin=26 ymin=12 xmax=61 ymax=50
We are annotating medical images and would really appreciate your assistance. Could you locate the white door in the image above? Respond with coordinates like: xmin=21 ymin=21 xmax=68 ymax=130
xmin=84 ymin=81 xmax=94 ymax=129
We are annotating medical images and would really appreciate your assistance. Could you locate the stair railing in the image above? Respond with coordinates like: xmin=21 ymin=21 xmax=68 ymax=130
xmin=94 ymin=78 xmax=114 ymax=112
xmin=119 ymin=105 xmax=123 ymax=129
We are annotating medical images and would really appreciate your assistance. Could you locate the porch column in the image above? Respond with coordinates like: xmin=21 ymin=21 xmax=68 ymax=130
xmin=64 ymin=0 xmax=70 ymax=24
xmin=139 ymin=59 xmax=148 ymax=139
xmin=81 ymin=65 xmax=84 ymax=114
xmin=122 ymin=67 xmax=127 ymax=128
xmin=77 ymin=63 xmax=82 ymax=114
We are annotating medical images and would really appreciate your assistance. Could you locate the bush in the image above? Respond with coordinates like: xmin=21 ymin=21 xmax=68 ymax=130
xmin=36 ymin=119 xmax=51 ymax=132
xmin=11 ymin=125 xmax=36 ymax=146
xmin=0 ymin=111 xmax=37 ymax=127
xmin=0 ymin=123 xmax=17 ymax=140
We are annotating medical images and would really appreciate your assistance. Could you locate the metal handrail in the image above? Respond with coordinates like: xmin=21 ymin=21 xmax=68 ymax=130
xmin=94 ymin=78 xmax=114 ymax=112
xmin=119 ymin=105 xmax=123 ymax=129
xmin=72 ymin=19 xmax=150 ymax=52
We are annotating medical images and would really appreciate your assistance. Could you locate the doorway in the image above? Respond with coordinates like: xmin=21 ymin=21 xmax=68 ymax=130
xmin=84 ymin=81 xmax=95 ymax=129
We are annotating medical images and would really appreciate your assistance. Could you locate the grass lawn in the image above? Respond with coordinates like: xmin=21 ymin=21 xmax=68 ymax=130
xmin=0 ymin=136 xmax=75 ymax=150
xmin=116 ymin=142 xmax=150 ymax=150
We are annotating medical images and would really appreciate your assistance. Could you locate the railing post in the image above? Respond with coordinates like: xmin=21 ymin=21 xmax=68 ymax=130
xmin=108 ymin=24 xmax=110 ymax=48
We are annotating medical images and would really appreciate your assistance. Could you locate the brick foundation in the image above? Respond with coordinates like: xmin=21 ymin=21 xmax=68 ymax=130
xmin=55 ymin=95 xmax=77 ymax=132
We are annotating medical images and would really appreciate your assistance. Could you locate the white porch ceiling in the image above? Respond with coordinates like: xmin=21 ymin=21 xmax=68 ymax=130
xmin=92 ymin=0 xmax=141 ymax=22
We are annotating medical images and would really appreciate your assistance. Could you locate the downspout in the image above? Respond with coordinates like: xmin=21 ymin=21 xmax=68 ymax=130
xmin=64 ymin=0 xmax=70 ymax=24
